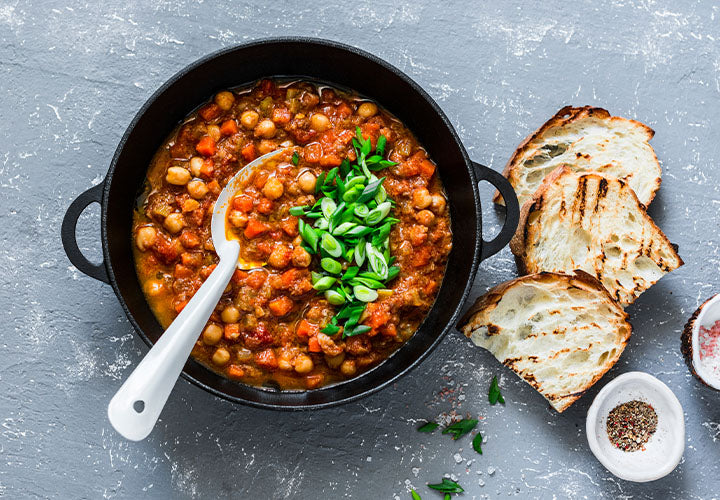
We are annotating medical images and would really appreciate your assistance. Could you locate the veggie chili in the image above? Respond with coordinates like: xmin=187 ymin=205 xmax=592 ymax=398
xmin=132 ymin=79 xmax=452 ymax=390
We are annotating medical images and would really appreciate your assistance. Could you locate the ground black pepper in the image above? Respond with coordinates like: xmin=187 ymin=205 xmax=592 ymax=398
xmin=606 ymin=400 xmax=658 ymax=452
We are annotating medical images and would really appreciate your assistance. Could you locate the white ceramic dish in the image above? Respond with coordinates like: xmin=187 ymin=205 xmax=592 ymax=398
xmin=687 ymin=293 xmax=720 ymax=390
xmin=586 ymin=372 xmax=684 ymax=482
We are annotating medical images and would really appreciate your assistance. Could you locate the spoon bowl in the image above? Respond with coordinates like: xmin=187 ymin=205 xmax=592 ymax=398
xmin=108 ymin=147 xmax=291 ymax=441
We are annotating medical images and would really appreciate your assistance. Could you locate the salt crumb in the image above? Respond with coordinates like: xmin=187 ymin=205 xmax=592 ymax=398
xmin=487 ymin=466 xmax=496 ymax=475
xmin=366 ymin=456 xmax=372 ymax=462
xmin=454 ymin=453 xmax=463 ymax=464
xmin=449 ymin=473 xmax=459 ymax=481
xmin=411 ymin=467 xmax=420 ymax=477
xmin=478 ymin=479 xmax=485 ymax=486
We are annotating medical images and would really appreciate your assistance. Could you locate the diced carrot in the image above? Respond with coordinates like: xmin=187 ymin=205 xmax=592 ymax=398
xmin=246 ymin=270 xmax=266 ymax=290
xmin=198 ymin=103 xmax=221 ymax=121
xmin=319 ymin=154 xmax=342 ymax=167
xmin=227 ymin=365 xmax=245 ymax=379
xmin=418 ymin=159 xmax=436 ymax=179
xmin=196 ymin=136 xmax=216 ymax=157
xmin=281 ymin=268 xmax=299 ymax=287
xmin=268 ymin=296 xmax=293 ymax=317
xmin=207 ymin=179 xmax=221 ymax=195
xmin=256 ymin=197 xmax=273 ymax=215
xmin=174 ymin=299 xmax=188 ymax=313
xmin=220 ymin=119 xmax=238 ymax=136
xmin=199 ymin=159 xmax=214 ymax=178
xmin=255 ymin=348 xmax=278 ymax=369
xmin=174 ymin=263 xmax=194 ymax=279
xmin=224 ymin=323 xmax=240 ymax=340
xmin=231 ymin=269 xmax=248 ymax=284
xmin=281 ymin=216 xmax=298 ymax=237
xmin=200 ymin=264 xmax=217 ymax=280
xmin=244 ymin=219 xmax=270 ymax=239
xmin=296 ymin=319 xmax=318 ymax=338
xmin=304 ymin=143 xmax=322 ymax=163
xmin=241 ymin=142 xmax=256 ymax=162
xmin=232 ymin=195 xmax=254 ymax=212
xmin=307 ymin=336 xmax=322 ymax=352
xmin=305 ymin=374 xmax=325 ymax=389
xmin=336 ymin=102 xmax=352 ymax=117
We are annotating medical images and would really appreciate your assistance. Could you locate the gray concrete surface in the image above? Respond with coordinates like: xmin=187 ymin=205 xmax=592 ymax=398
xmin=1 ymin=0 xmax=719 ymax=498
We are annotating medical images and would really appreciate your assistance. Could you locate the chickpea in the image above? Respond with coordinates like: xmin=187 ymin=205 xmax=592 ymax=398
xmin=254 ymin=119 xmax=276 ymax=139
xmin=292 ymin=246 xmax=311 ymax=268
xmin=297 ymin=171 xmax=316 ymax=193
xmin=310 ymin=113 xmax=330 ymax=132
xmin=187 ymin=180 xmax=208 ymax=199
xmin=221 ymin=305 xmax=241 ymax=323
xmin=412 ymin=187 xmax=432 ymax=209
xmin=144 ymin=279 xmax=165 ymax=297
xmin=257 ymin=140 xmax=277 ymax=155
xmin=135 ymin=226 xmax=157 ymax=251
xmin=228 ymin=210 xmax=248 ymax=228
xmin=163 ymin=213 xmax=185 ymax=234
xmin=189 ymin=156 xmax=204 ymax=177
xmin=268 ymin=245 xmax=290 ymax=269
xmin=416 ymin=209 xmax=435 ymax=226
xmin=202 ymin=323 xmax=223 ymax=345
xmin=166 ymin=166 xmax=191 ymax=186
xmin=212 ymin=347 xmax=231 ymax=366
xmin=357 ymin=102 xmax=378 ymax=118
xmin=237 ymin=348 xmax=253 ymax=362
xmin=278 ymin=359 xmax=293 ymax=371
xmin=431 ymin=194 xmax=446 ymax=213
xmin=294 ymin=354 xmax=314 ymax=374
xmin=325 ymin=352 xmax=345 ymax=369
xmin=207 ymin=124 xmax=221 ymax=142
xmin=240 ymin=110 xmax=259 ymax=129
xmin=214 ymin=91 xmax=235 ymax=111
xmin=262 ymin=176 xmax=284 ymax=200
xmin=340 ymin=359 xmax=357 ymax=376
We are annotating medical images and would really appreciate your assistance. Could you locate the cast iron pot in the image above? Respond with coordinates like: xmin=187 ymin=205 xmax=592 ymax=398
xmin=61 ymin=38 xmax=519 ymax=410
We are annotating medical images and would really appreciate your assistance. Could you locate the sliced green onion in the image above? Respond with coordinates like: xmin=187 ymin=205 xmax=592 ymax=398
xmin=342 ymin=266 xmax=360 ymax=281
xmin=325 ymin=289 xmax=346 ymax=305
xmin=299 ymin=220 xmax=319 ymax=252
xmin=345 ymin=225 xmax=372 ymax=237
xmin=321 ymin=323 xmax=340 ymax=335
xmin=315 ymin=171 xmax=326 ymax=194
xmin=333 ymin=222 xmax=356 ymax=236
xmin=321 ymin=197 xmax=337 ymax=219
xmin=354 ymin=204 xmax=369 ymax=218
xmin=345 ymin=325 xmax=371 ymax=337
xmin=365 ymin=201 xmax=392 ymax=225
xmin=314 ymin=217 xmax=329 ymax=230
xmin=376 ymin=135 xmax=387 ymax=156
xmin=313 ymin=276 xmax=336 ymax=291
xmin=342 ymin=185 xmax=363 ymax=203
xmin=356 ymin=177 xmax=385 ymax=204
xmin=320 ymin=257 xmax=342 ymax=274
xmin=387 ymin=266 xmax=400 ymax=281
xmin=353 ymin=285 xmax=378 ymax=303
xmin=289 ymin=205 xmax=307 ymax=216
xmin=374 ymin=185 xmax=387 ymax=204
xmin=330 ymin=201 xmax=347 ymax=225
xmin=292 ymin=151 xmax=300 ymax=165
xmin=351 ymin=277 xmax=384 ymax=289
xmin=366 ymin=243 xmax=389 ymax=279
xmin=310 ymin=271 xmax=323 ymax=284
xmin=345 ymin=175 xmax=366 ymax=190
xmin=321 ymin=232 xmax=343 ymax=258
xmin=354 ymin=238 xmax=367 ymax=267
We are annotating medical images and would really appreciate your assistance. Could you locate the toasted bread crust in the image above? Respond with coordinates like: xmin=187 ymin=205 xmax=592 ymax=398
xmin=494 ymin=106 xmax=659 ymax=206
xmin=511 ymin=167 xmax=683 ymax=306
xmin=460 ymin=271 xmax=631 ymax=412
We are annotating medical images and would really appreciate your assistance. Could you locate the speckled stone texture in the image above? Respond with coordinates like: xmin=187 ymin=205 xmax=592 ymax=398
xmin=1 ymin=0 xmax=718 ymax=498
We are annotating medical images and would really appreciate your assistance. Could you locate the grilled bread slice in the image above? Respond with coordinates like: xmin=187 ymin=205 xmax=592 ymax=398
xmin=460 ymin=271 xmax=632 ymax=412
xmin=510 ymin=167 xmax=683 ymax=307
xmin=494 ymin=106 xmax=660 ymax=207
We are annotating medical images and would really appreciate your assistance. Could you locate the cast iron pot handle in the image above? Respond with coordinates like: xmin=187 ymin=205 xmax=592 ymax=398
xmin=61 ymin=183 xmax=110 ymax=284
xmin=472 ymin=161 xmax=520 ymax=260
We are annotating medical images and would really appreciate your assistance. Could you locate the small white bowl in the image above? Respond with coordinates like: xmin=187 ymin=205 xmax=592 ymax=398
xmin=683 ymin=293 xmax=720 ymax=390
xmin=586 ymin=372 xmax=684 ymax=482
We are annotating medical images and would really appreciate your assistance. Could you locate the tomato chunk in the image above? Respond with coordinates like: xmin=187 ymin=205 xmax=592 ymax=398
xmin=220 ymin=119 xmax=238 ymax=136
xmin=296 ymin=319 xmax=318 ymax=338
xmin=241 ymin=142 xmax=256 ymax=162
xmin=307 ymin=336 xmax=322 ymax=352
xmin=244 ymin=219 xmax=270 ymax=239
xmin=255 ymin=349 xmax=278 ymax=369
xmin=268 ymin=296 xmax=294 ymax=317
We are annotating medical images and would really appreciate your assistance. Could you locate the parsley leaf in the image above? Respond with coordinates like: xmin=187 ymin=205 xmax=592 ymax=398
xmin=417 ymin=421 xmax=439 ymax=433
xmin=428 ymin=478 xmax=464 ymax=494
xmin=442 ymin=418 xmax=477 ymax=440
xmin=472 ymin=433 xmax=483 ymax=454
xmin=489 ymin=376 xmax=505 ymax=405
xmin=291 ymin=151 xmax=299 ymax=165
xmin=411 ymin=490 xmax=421 ymax=500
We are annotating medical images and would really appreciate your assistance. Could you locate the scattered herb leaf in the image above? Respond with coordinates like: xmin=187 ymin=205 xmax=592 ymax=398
xmin=427 ymin=478 xmax=464 ymax=494
xmin=442 ymin=418 xmax=478 ymax=440
xmin=472 ymin=433 xmax=483 ymax=454
xmin=417 ymin=422 xmax=439 ymax=433
xmin=411 ymin=490 xmax=421 ymax=500
xmin=489 ymin=376 xmax=505 ymax=405
xmin=444 ymin=495 xmax=451 ymax=500
xmin=291 ymin=151 xmax=299 ymax=165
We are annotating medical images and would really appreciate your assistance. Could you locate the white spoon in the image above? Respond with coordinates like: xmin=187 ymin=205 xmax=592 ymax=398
xmin=108 ymin=148 xmax=292 ymax=441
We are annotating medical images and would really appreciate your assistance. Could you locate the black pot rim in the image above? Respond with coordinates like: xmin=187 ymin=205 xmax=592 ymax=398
xmin=99 ymin=37 xmax=484 ymax=410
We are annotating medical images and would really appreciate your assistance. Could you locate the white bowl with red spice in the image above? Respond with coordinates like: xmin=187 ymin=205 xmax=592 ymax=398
xmin=586 ymin=372 xmax=685 ymax=482
xmin=682 ymin=293 xmax=720 ymax=390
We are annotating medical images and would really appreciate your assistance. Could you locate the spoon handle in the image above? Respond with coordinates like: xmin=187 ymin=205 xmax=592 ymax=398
xmin=108 ymin=242 xmax=240 ymax=441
